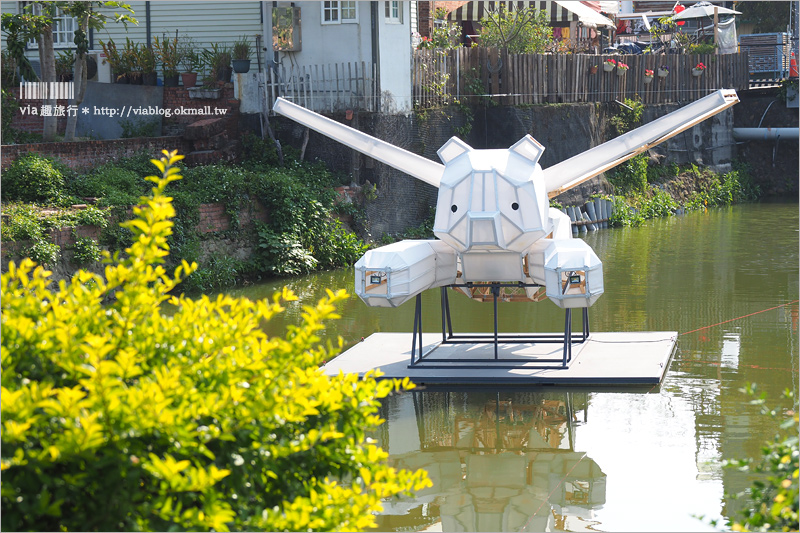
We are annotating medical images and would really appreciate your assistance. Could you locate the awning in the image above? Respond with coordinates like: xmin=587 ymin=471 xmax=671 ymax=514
xmin=448 ymin=1 xmax=615 ymax=28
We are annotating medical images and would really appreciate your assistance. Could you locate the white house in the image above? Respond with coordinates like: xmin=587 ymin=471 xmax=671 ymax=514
xmin=265 ymin=1 xmax=414 ymax=113
xmin=1 ymin=1 xmax=415 ymax=114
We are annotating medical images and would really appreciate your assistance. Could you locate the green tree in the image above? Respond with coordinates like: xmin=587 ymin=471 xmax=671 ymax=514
xmin=3 ymin=2 xmax=136 ymax=142
xmin=1 ymin=150 xmax=430 ymax=531
xmin=478 ymin=4 xmax=553 ymax=54
xmin=737 ymin=1 xmax=792 ymax=34
xmin=55 ymin=1 xmax=136 ymax=141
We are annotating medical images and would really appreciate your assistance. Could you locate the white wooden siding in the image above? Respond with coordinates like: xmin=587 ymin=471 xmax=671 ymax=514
xmin=94 ymin=1 xmax=262 ymax=52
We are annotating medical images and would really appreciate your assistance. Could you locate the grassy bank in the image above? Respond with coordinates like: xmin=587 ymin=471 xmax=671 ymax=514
xmin=605 ymin=154 xmax=762 ymax=227
xmin=0 ymin=136 xmax=367 ymax=292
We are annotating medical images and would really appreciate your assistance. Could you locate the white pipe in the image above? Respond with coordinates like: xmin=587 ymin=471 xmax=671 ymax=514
xmin=733 ymin=127 xmax=799 ymax=141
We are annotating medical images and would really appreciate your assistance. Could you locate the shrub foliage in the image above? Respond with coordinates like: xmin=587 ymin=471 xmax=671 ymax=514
xmin=1 ymin=151 xmax=430 ymax=531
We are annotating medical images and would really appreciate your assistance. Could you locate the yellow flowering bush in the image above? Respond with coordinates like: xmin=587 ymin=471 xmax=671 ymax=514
xmin=1 ymin=150 xmax=430 ymax=531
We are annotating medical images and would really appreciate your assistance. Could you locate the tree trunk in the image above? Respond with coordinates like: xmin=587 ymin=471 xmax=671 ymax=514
xmin=38 ymin=25 xmax=57 ymax=142
xmin=64 ymin=13 xmax=90 ymax=142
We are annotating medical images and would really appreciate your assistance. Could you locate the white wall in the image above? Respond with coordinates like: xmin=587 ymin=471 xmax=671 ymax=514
xmin=266 ymin=1 xmax=413 ymax=115
xmin=378 ymin=1 xmax=413 ymax=113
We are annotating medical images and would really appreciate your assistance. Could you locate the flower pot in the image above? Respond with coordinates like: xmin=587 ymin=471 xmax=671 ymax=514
xmin=115 ymin=74 xmax=129 ymax=84
xmin=589 ymin=65 xmax=598 ymax=75
xmin=657 ymin=68 xmax=669 ymax=78
xmin=181 ymin=72 xmax=198 ymax=87
xmin=616 ymin=68 xmax=627 ymax=77
xmin=603 ymin=62 xmax=615 ymax=72
xmin=143 ymin=72 xmax=158 ymax=86
xmin=163 ymin=74 xmax=179 ymax=87
xmin=232 ymin=59 xmax=251 ymax=74
xmin=644 ymin=75 xmax=654 ymax=84
xmin=692 ymin=68 xmax=704 ymax=77
xmin=130 ymin=72 xmax=143 ymax=85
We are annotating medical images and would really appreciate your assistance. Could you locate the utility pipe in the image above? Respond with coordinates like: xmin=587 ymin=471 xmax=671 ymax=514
xmin=732 ymin=128 xmax=799 ymax=141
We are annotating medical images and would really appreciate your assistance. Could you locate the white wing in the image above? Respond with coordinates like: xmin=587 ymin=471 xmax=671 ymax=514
xmin=543 ymin=89 xmax=739 ymax=198
xmin=273 ymin=98 xmax=445 ymax=187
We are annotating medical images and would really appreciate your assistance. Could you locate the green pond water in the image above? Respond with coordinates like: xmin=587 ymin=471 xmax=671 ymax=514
xmin=224 ymin=201 xmax=798 ymax=532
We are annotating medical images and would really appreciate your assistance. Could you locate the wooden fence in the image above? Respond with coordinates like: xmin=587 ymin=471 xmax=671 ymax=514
xmin=264 ymin=61 xmax=377 ymax=113
xmin=413 ymin=48 xmax=750 ymax=107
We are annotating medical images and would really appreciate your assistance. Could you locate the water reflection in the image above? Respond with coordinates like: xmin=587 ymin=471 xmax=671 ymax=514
xmin=372 ymin=390 xmax=605 ymax=532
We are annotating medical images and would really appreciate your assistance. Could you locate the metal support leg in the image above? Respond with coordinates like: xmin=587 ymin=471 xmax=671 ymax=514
xmin=410 ymin=294 xmax=422 ymax=364
xmin=493 ymin=285 xmax=499 ymax=360
xmin=440 ymin=287 xmax=447 ymax=344
xmin=583 ymin=307 xmax=590 ymax=339
xmin=444 ymin=288 xmax=453 ymax=338
xmin=563 ymin=308 xmax=572 ymax=366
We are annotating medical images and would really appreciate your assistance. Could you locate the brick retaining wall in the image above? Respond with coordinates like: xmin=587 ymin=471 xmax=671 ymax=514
xmin=0 ymin=136 xmax=194 ymax=171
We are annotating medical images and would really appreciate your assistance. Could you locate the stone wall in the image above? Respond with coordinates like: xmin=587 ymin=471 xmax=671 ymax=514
xmin=1 ymin=200 xmax=268 ymax=284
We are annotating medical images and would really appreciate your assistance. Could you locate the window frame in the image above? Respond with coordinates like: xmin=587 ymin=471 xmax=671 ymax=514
xmin=25 ymin=3 xmax=77 ymax=50
xmin=321 ymin=1 xmax=359 ymax=25
xmin=384 ymin=1 xmax=403 ymax=24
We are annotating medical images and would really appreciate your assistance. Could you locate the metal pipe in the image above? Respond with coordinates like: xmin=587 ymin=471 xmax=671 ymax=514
xmin=733 ymin=127 xmax=799 ymax=141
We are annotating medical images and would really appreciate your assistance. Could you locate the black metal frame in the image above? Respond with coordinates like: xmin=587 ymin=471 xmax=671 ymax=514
xmin=409 ymin=283 xmax=590 ymax=370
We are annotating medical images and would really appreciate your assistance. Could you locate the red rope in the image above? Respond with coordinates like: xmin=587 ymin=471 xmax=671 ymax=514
xmin=680 ymin=300 xmax=799 ymax=336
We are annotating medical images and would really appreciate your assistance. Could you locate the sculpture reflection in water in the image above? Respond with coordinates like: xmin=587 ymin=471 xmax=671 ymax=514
xmin=372 ymin=391 xmax=605 ymax=532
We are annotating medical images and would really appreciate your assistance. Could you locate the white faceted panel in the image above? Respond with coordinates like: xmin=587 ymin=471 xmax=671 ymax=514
xmin=548 ymin=208 xmax=573 ymax=240
xmin=461 ymin=252 xmax=524 ymax=282
xmin=355 ymin=240 xmax=457 ymax=307
xmin=543 ymin=239 xmax=604 ymax=308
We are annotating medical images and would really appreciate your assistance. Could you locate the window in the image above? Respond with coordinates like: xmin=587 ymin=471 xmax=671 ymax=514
xmin=385 ymin=1 xmax=403 ymax=24
xmin=26 ymin=3 xmax=77 ymax=49
xmin=322 ymin=1 xmax=358 ymax=25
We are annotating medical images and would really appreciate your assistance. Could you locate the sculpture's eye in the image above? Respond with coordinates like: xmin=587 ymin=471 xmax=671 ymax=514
xmin=511 ymin=202 xmax=519 ymax=211
xmin=451 ymin=204 xmax=458 ymax=213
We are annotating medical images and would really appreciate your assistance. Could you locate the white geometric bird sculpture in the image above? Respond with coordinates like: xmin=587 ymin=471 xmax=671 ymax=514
xmin=273 ymin=89 xmax=738 ymax=311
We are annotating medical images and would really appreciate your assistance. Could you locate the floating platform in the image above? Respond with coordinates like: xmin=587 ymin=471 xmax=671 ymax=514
xmin=322 ymin=332 xmax=678 ymax=387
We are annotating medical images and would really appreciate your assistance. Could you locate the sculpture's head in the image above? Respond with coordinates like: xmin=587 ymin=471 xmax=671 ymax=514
xmin=432 ymin=136 xmax=550 ymax=254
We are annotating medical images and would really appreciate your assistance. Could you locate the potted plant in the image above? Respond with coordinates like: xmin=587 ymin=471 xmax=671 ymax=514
xmin=616 ymin=62 xmax=629 ymax=76
xmin=124 ymin=38 xmax=142 ymax=85
xmin=138 ymin=45 xmax=158 ymax=86
xmin=644 ymin=68 xmax=654 ymax=84
xmin=203 ymin=43 xmax=232 ymax=83
xmin=232 ymin=36 xmax=251 ymax=73
xmin=603 ymin=58 xmax=616 ymax=72
xmin=56 ymin=49 xmax=74 ymax=82
xmin=178 ymin=36 xmax=203 ymax=87
xmin=589 ymin=64 xmax=598 ymax=75
xmin=100 ymin=39 xmax=127 ymax=83
xmin=692 ymin=62 xmax=706 ymax=77
xmin=657 ymin=65 xmax=669 ymax=77
xmin=153 ymin=33 xmax=182 ymax=87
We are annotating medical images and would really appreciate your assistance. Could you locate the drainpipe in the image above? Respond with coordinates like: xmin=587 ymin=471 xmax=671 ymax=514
xmin=145 ymin=1 xmax=151 ymax=48
xmin=371 ymin=1 xmax=380 ymax=109
xmin=733 ymin=127 xmax=798 ymax=167
xmin=732 ymin=128 xmax=799 ymax=140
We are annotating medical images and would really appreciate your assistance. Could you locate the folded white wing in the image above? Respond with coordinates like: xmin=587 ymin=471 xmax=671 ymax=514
xmin=544 ymin=89 xmax=739 ymax=198
xmin=273 ymin=98 xmax=446 ymax=187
